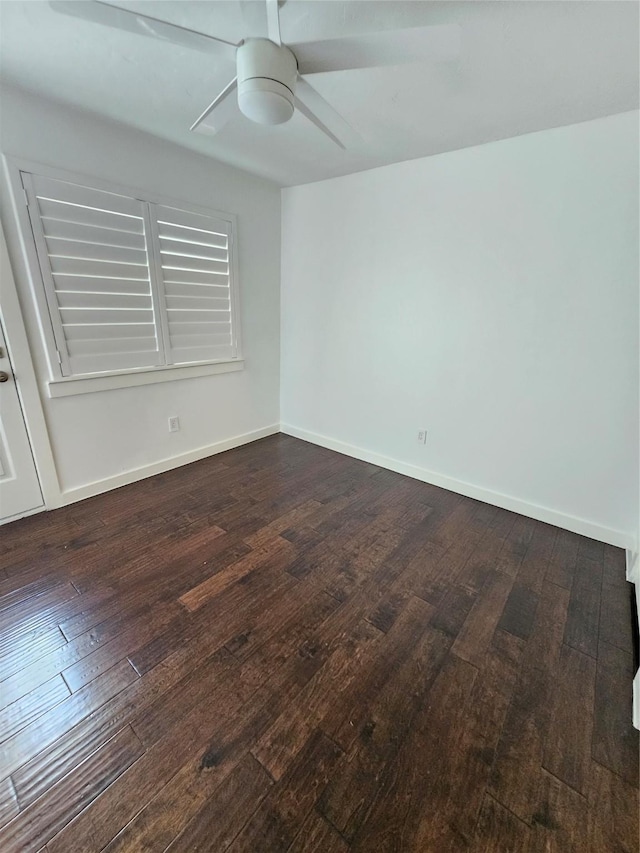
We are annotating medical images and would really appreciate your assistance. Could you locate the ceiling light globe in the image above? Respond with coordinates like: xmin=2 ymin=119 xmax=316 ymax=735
xmin=238 ymin=78 xmax=295 ymax=125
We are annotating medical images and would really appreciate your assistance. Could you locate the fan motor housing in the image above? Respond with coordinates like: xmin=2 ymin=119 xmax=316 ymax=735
xmin=237 ymin=38 xmax=297 ymax=125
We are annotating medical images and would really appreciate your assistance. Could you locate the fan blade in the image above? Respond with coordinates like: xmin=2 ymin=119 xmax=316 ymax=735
xmin=266 ymin=0 xmax=281 ymax=45
xmin=295 ymin=76 xmax=360 ymax=150
xmin=50 ymin=1 xmax=239 ymax=56
xmin=291 ymin=24 xmax=460 ymax=75
xmin=190 ymin=77 xmax=238 ymax=134
xmin=238 ymin=0 xmax=266 ymax=37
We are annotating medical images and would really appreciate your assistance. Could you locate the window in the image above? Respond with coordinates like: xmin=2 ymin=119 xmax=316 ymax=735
xmin=19 ymin=169 xmax=241 ymax=384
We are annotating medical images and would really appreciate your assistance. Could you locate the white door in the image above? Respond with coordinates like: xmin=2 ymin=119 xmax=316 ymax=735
xmin=0 ymin=289 xmax=43 ymax=521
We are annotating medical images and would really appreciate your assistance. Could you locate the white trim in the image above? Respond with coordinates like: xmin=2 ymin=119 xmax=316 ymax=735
xmin=280 ymin=423 xmax=634 ymax=550
xmin=55 ymin=424 xmax=279 ymax=507
xmin=0 ymin=503 xmax=46 ymax=527
xmin=4 ymin=155 xmax=239 ymax=228
xmin=0 ymin=212 xmax=61 ymax=506
xmin=47 ymin=358 xmax=244 ymax=397
xmin=626 ymin=549 xmax=639 ymax=585
xmin=634 ymin=668 xmax=640 ymax=732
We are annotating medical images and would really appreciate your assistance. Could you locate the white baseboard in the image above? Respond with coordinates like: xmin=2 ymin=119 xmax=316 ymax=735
xmin=0 ymin=502 xmax=46 ymax=526
xmin=281 ymin=423 xmax=634 ymax=550
xmin=629 ymin=551 xmax=640 ymax=731
xmin=55 ymin=424 xmax=280 ymax=507
xmin=626 ymin=549 xmax=639 ymax=585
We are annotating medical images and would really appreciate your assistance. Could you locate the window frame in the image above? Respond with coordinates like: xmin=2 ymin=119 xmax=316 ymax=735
xmin=4 ymin=157 xmax=244 ymax=397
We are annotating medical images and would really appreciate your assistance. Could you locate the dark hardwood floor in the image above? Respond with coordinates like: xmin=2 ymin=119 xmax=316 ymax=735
xmin=0 ymin=434 xmax=638 ymax=852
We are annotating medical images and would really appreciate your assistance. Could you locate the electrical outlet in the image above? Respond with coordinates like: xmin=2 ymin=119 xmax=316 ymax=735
xmin=168 ymin=416 xmax=180 ymax=433
xmin=417 ymin=430 xmax=427 ymax=445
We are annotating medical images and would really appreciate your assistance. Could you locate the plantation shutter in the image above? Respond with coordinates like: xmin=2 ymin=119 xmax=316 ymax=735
xmin=149 ymin=204 xmax=237 ymax=365
xmin=23 ymin=172 xmax=163 ymax=376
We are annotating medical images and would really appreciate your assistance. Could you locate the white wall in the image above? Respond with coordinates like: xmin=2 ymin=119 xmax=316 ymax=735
xmin=281 ymin=112 xmax=639 ymax=547
xmin=0 ymin=85 xmax=281 ymax=498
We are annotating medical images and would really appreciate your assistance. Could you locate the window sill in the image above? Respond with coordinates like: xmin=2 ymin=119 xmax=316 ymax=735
xmin=47 ymin=359 xmax=245 ymax=398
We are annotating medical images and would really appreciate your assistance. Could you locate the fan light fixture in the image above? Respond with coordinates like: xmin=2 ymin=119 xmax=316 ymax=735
xmin=236 ymin=39 xmax=297 ymax=125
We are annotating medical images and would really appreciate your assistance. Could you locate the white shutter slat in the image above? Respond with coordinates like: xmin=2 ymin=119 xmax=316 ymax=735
xmin=155 ymin=205 xmax=231 ymax=236
xmin=59 ymin=308 xmax=154 ymax=325
xmin=160 ymin=255 xmax=228 ymax=275
xmin=165 ymin=320 xmax=232 ymax=338
xmin=49 ymin=257 xmax=149 ymax=279
xmin=41 ymin=219 xmax=146 ymax=250
xmin=64 ymin=323 xmax=156 ymax=341
xmin=24 ymin=172 xmax=163 ymax=376
xmin=164 ymin=281 xmax=230 ymax=299
xmin=159 ymin=238 xmax=228 ymax=262
xmin=168 ymin=315 xmax=231 ymax=330
xmin=161 ymin=268 xmax=229 ymax=287
xmin=38 ymin=199 xmax=144 ymax=234
xmin=68 ymin=337 xmax=159 ymax=356
xmin=53 ymin=275 xmax=152 ymax=295
xmin=57 ymin=292 xmax=152 ymax=310
xmin=166 ymin=297 xmax=230 ymax=313
xmin=150 ymin=204 xmax=237 ymax=365
xmin=68 ymin=350 xmax=163 ymax=374
xmin=157 ymin=221 xmax=228 ymax=248
xmin=31 ymin=174 xmax=142 ymax=217
xmin=45 ymin=237 xmax=148 ymax=266
xmin=170 ymin=332 xmax=233 ymax=350
xmin=168 ymin=344 xmax=235 ymax=364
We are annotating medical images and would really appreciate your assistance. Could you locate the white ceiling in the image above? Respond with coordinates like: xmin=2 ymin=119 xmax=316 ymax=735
xmin=1 ymin=1 xmax=638 ymax=186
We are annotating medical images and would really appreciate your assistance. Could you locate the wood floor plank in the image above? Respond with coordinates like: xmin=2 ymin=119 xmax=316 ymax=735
xmin=347 ymin=654 xmax=479 ymax=852
xmin=472 ymin=794 xmax=532 ymax=851
xmin=410 ymin=629 xmax=525 ymax=850
xmin=497 ymin=580 xmax=539 ymax=640
xmin=10 ymin=657 xmax=188 ymax=810
xmin=489 ymin=581 xmax=571 ymax=823
xmin=320 ymin=596 xmax=435 ymax=753
xmin=178 ymin=536 xmax=295 ymax=611
xmin=592 ymin=639 xmax=639 ymax=787
xmin=62 ymin=600 xmax=184 ymax=690
xmin=0 ymin=435 xmax=635 ymax=852
xmin=545 ymin=528 xmax=580 ymax=590
xmin=0 ymin=676 xmax=70 ymax=745
xmin=429 ymin=585 xmax=477 ymax=637
xmin=51 ymin=590 xmax=341 ymax=853
xmin=564 ymin=555 xmax=603 ymax=658
xmin=0 ymin=659 xmax=138 ymax=780
xmin=318 ymin=623 xmax=456 ymax=842
xmin=527 ymin=769 xmax=588 ymax=853
xmin=252 ymin=618 xmax=382 ymax=781
xmin=0 ymin=726 xmax=144 ymax=853
xmin=0 ymin=777 xmax=18 ymax=827
xmin=161 ymin=754 xmax=273 ymax=852
xmin=599 ymin=575 xmax=636 ymax=655
xmin=227 ymin=730 xmax=344 ymax=853
xmin=516 ymin=521 xmax=558 ymax=594
xmin=286 ymin=809 xmax=349 ymax=852
xmin=586 ymin=760 xmax=639 ymax=853
xmin=494 ymin=515 xmax=536 ymax=578
xmin=452 ymin=569 xmax=515 ymax=667
xmin=0 ymin=627 xmax=68 ymax=682
xmin=542 ymin=644 xmax=596 ymax=795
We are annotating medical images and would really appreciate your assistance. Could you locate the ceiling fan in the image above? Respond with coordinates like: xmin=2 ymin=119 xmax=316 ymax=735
xmin=50 ymin=0 xmax=460 ymax=149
